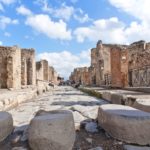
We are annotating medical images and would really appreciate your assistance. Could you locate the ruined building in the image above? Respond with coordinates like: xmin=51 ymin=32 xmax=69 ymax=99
xmin=0 ymin=46 xmax=21 ymax=89
xmin=36 ymin=60 xmax=49 ymax=81
xmin=70 ymin=67 xmax=90 ymax=86
xmin=21 ymin=49 xmax=36 ymax=86
xmin=70 ymin=40 xmax=150 ymax=88
xmin=0 ymin=46 xmax=60 ymax=89
xmin=36 ymin=60 xmax=59 ymax=84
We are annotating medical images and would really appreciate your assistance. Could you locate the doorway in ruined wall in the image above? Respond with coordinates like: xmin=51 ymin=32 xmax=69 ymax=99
xmin=92 ymin=76 xmax=96 ymax=85
xmin=0 ymin=57 xmax=8 ymax=88
xmin=27 ymin=58 xmax=33 ymax=85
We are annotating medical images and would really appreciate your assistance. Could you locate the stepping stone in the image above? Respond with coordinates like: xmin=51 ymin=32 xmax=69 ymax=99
xmin=98 ymin=104 xmax=150 ymax=145
xmin=88 ymin=147 xmax=103 ymax=150
xmin=28 ymin=110 xmax=76 ymax=150
xmin=0 ymin=111 xmax=13 ymax=142
xmin=133 ymin=99 xmax=150 ymax=113
xmin=71 ymin=105 xmax=99 ymax=119
xmin=123 ymin=145 xmax=150 ymax=150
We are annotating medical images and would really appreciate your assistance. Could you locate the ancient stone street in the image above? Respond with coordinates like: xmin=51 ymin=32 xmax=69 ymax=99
xmin=0 ymin=86 xmax=113 ymax=150
xmin=9 ymin=86 xmax=106 ymax=128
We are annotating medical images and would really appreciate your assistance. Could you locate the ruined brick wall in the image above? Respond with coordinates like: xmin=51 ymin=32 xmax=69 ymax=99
xmin=36 ymin=60 xmax=49 ymax=81
xmin=121 ymin=49 xmax=129 ymax=87
xmin=111 ymin=47 xmax=129 ymax=88
xmin=0 ymin=46 xmax=21 ymax=89
xmin=49 ymin=66 xmax=54 ymax=81
xmin=111 ymin=47 xmax=122 ymax=87
xmin=92 ymin=43 xmax=111 ymax=86
xmin=53 ymin=71 xmax=58 ymax=85
xmin=80 ymin=67 xmax=90 ymax=86
xmin=36 ymin=61 xmax=43 ymax=81
xmin=128 ymin=41 xmax=150 ymax=87
xmin=21 ymin=49 xmax=36 ymax=86
xmin=42 ymin=60 xmax=49 ymax=81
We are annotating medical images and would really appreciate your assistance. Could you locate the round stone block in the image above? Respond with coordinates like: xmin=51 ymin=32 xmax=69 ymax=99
xmin=0 ymin=111 xmax=13 ymax=142
xmin=98 ymin=104 xmax=150 ymax=145
xmin=28 ymin=110 xmax=76 ymax=150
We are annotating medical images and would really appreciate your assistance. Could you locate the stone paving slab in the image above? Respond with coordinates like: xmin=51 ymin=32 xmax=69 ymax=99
xmin=123 ymin=145 xmax=150 ymax=150
xmin=80 ymin=87 xmax=150 ymax=110
xmin=0 ymin=88 xmax=38 ymax=111
xmin=8 ymin=86 xmax=105 ymax=128
xmin=98 ymin=104 xmax=150 ymax=145
xmin=133 ymin=99 xmax=150 ymax=113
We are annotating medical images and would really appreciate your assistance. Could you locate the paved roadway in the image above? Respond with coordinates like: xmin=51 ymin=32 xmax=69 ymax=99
xmin=3 ymin=86 xmax=125 ymax=150
xmin=9 ymin=86 xmax=106 ymax=129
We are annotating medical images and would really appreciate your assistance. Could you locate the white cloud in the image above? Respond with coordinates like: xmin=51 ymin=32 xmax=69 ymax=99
xmin=0 ymin=41 xmax=2 ymax=45
xmin=74 ymin=8 xmax=92 ymax=23
xmin=0 ymin=3 xmax=4 ymax=11
xmin=4 ymin=32 xmax=11 ymax=37
xmin=53 ymin=4 xmax=74 ymax=21
xmin=108 ymin=0 xmax=150 ymax=23
xmin=0 ymin=16 xmax=19 ymax=29
xmin=35 ymin=0 xmax=91 ymax=23
xmin=37 ymin=50 xmax=90 ymax=79
xmin=25 ymin=14 xmax=72 ymax=40
xmin=74 ymin=17 xmax=126 ymax=43
xmin=70 ymin=0 xmax=78 ymax=3
xmin=16 ymin=5 xmax=32 ymax=16
xmin=35 ymin=0 xmax=74 ymax=21
xmin=0 ymin=0 xmax=16 ymax=5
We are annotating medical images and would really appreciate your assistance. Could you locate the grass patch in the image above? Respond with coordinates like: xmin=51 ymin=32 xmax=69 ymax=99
xmin=79 ymin=87 xmax=102 ymax=99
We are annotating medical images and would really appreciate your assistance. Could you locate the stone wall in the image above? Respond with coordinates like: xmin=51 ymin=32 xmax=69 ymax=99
xmin=49 ymin=66 xmax=55 ymax=81
xmin=70 ymin=40 xmax=150 ymax=88
xmin=21 ymin=49 xmax=36 ymax=86
xmin=36 ymin=60 xmax=49 ymax=81
xmin=0 ymin=46 xmax=21 ymax=89
xmin=128 ymin=41 xmax=150 ymax=87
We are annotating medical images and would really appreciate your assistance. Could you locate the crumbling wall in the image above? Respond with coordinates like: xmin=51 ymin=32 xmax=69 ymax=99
xmin=21 ymin=49 xmax=36 ymax=86
xmin=36 ymin=60 xmax=49 ymax=81
xmin=49 ymin=66 xmax=54 ymax=82
xmin=0 ymin=46 xmax=21 ymax=89
xmin=128 ymin=41 xmax=150 ymax=87
xmin=93 ymin=42 xmax=111 ymax=86
xmin=111 ymin=47 xmax=122 ymax=87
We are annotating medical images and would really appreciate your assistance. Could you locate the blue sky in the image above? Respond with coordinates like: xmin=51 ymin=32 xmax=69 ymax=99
xmin=0 ymin=0 xmax=150 ymax=78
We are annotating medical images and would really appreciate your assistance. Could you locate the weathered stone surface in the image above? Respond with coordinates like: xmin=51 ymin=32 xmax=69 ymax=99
xmin=0 ymin=112 xmax=13 ymax=142
xmin=28 ymin=110 xmax=76 ymax=150
xmin=88 ymin=147 xmax=103 ymax=150
xmin=111 ymin=93 xmax=125 ymax=104
xmin=71 ymin=105 xmax=99 ymax=119
xmin=12 ymin=147 xmax=27 ymax=150
xmin=101 ymin=91 xmax=112 ymax=102
xmin=98 ymin=104 xmax=150 ymax=145
xmin=72 ymin=111 xmax=87 ymax=130
xmin=133 ymin=99 xmax=150 ymax=113
xmin=123 ymin=145 xmax=150 ymax=150
xmin=85 ymin=122 xmax=98 ymax=133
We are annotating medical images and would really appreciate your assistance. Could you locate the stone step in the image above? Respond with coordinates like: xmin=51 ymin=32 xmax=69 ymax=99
xmin=28 ymin=110 xmax=76 ymax=150
xmin=0 ymin=112 xmax=13 ymax=142
xmin=98 ymin=104 xmax=150 ymax=145
xmin=123 ymin=145 xmax=150 ymax=150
